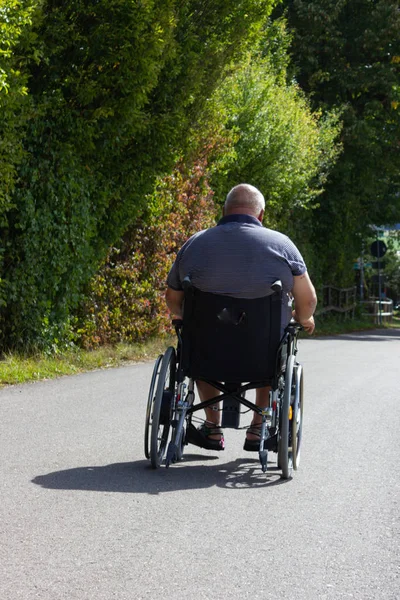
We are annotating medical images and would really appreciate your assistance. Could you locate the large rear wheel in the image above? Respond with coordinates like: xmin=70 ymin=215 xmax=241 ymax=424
xmin=144 ymin=355 xmax=163 ymax=459
xmin=278 ymin=355 xmax=295 ymax=479
xmin=149 ymin=347 xmax=176 ymax=469
xmin=292 ymin=364 xmax=304 ymax=471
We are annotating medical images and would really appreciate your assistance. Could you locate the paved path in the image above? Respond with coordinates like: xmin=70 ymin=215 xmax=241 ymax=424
xmin=1 ymin=329 xmax=399 ymax=599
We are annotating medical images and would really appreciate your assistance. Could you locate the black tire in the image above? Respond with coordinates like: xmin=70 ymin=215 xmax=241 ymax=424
xmin=292 ymin=364 xmax=304 ymax=471
xmin=278 ymin=354 xmax=295 ymax=479
xmin=150 ymin=347 xmax=176 ymax=469
xmin=144 ymin=354 xmax=163 ymax=459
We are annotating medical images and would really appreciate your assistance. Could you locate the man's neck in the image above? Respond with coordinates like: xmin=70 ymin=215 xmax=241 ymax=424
xmin=217 ymin=214 xmax=262 ymax=227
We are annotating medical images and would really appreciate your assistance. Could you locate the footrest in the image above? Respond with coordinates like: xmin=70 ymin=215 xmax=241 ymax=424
xmin=165 ymin=442 xmax=178 ymax=467
xmin=259 ymin=449 xmax=268 ymax=473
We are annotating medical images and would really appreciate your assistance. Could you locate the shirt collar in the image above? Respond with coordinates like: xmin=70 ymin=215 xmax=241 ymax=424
xmin=217 ymin=214 xmax=262 ymax=227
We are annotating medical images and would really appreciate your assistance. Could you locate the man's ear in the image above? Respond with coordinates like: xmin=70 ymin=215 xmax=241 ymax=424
xmin=257 ymin=209 xmax=264 ymax=223
xmin=222 ymin=204 xmax=226 ymax=217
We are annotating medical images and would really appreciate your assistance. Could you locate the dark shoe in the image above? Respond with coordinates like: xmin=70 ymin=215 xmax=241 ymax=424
xmin=186 ymin=422 xmax=225 ymax=451
xmin=243 ymin=425 xmax=277 ymax=452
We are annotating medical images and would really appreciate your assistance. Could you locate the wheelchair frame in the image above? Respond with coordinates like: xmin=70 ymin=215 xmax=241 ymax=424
xmin=144 ymin=318 xmax=304 ymax=479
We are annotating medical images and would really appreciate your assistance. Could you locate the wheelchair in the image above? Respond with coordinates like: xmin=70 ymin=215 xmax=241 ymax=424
xmin=144 ymin=278 xmax=304 ymax=479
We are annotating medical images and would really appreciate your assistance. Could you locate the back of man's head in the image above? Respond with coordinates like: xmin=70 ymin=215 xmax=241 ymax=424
xmin=224 ymin=184 xmax=265 ymax=217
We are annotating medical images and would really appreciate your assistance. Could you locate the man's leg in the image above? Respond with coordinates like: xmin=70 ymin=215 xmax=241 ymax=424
xmin=196 ymin=380 xmax=222 ymax=440
xmin=246 ymin=385 xmax=271 ymax=441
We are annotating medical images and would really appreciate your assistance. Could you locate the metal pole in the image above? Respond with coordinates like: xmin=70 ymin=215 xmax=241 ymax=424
xmin=360 ymin=246 xmax=364 ymax=301
xmin=377 ymin=233 xmax=382 ymax=325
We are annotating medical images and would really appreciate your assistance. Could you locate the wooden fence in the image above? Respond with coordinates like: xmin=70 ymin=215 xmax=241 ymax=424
xmin=315 ymin=286 xmax=394 ymax=323
xmin=315 ymin=286 xmax=357 ymax=318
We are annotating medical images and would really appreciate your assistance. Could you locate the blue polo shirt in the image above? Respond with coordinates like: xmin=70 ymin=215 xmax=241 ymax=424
xmin=167 ymin=214 xmax=307 ymax=328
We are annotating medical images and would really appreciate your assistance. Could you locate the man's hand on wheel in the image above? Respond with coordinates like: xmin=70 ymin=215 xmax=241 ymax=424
xmin=292 ymin=311 xmax=315 ymax=334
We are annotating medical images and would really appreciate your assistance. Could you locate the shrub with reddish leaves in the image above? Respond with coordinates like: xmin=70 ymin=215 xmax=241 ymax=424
xmin=76 ymin=154 xmax=219 ymax=347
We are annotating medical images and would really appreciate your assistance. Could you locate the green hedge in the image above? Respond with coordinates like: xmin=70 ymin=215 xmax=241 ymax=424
xmin=0 ymin=0 xmax=276 ymax=351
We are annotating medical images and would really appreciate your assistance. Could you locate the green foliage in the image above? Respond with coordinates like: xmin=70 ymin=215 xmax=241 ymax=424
xmin=0 ymin=0 xmax=278 ymax=350
xmin=276 ymin=0 xmax=400 ymax=286
xmin=1 ymin=0 xmax=180 ymax=349
xmin=0 ymin=0 xmax=35 ymax=214
xmin=0 ymin=0 xmax=38 ymax=318
xmin=210 ymin=48 xmax=341 ymax=231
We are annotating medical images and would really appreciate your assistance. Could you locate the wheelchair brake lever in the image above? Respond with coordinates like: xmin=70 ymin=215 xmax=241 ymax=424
xmin=172 ymin=318 xmax=183 ymax=336
xmin=287 ymin=320 xmax=303 ymax=336
xmin=289 ymin=319 xmax=303 ymax=328
xmin=271 ymin=279 xmax=282 ymax=293
xmin=182 ymin=275 xmax=192 ymax=292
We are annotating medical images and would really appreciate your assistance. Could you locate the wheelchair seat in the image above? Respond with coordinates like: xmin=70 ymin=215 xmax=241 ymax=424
xmin=180 ymin=285 xmax=282 ymax=384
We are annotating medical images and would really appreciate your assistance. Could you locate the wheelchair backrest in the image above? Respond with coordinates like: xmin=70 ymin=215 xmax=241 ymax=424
xmin=181 ymin=285 xmax=282 ymax=383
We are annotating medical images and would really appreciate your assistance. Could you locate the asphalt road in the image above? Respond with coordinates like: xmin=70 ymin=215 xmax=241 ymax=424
xmin=1 ymin=329 xmax=399 ymax=600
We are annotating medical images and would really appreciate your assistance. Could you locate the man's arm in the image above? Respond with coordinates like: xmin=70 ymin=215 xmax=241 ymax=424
xmin=291 ymin=272 xmax=317 ymax=334
xmin=165 ymin=287 xmax=185 ymax=318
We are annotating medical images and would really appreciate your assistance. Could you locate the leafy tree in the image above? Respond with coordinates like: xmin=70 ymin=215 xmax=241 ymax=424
xmin=210 ymin=20 xmax=341 ymax=247
xmin=275 ymin=0 xmax=400 ymax=285
xmin=211 ymin=56 xmax=341 ymax=231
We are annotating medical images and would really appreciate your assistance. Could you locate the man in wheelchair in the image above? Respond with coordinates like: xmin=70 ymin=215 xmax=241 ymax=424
xmin=165 ymin=183 xmax=317 ymax=454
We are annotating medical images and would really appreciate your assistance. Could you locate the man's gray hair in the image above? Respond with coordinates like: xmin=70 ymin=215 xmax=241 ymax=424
xmin=225 ymin=183 xmax=265 ymax=215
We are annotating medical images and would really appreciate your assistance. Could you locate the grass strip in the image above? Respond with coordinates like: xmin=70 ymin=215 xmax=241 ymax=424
xmin=313 ymin=315 xmax=396 ymax=336
xmin=0 ymin=336 xmax=174 ymax=387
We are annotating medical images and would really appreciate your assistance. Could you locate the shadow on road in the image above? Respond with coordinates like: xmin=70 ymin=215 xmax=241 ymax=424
xmin=32 ymin=455 xmax=289 ymax=495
